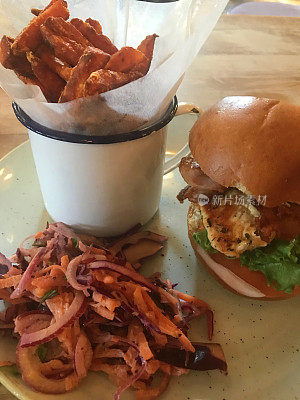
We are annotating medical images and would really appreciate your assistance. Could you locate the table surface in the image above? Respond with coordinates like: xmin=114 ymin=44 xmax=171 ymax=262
xmin=0 ymin=13 xmax=300 ymax=399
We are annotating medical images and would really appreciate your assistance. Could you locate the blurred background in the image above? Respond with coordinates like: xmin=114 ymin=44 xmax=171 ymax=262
xmin=138 ymin=0 xmax=300 ymax=7
xmin=137 ymin=0 xmax=300 ymax=16
xmin=227 ymin=0 xmax=300 ymax=12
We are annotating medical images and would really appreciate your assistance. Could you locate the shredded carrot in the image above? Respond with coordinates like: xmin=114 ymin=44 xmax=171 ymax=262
xmin=93 ymin=292 xmax=120 ymax=312
xmin=61 ymin=255 xmax=69 ymax=268
xmin=4 ymin=267 xmax=22 ymax=277
xmin=151 ymin=330 xmax=168 ymax=347
xmin=34 ymin=231 xmax=44 ymax=239
xmin=92 ymin=269 xmax=118 ymax=283
xmin=0 ymin=275 xmax=22 ymax=289
xmin=91 ymin=303 xmax=115 ymax=320
xmin=172 ymin=289 xmax=210 ymax=309
xmin=146 ymin=359 xmax=160 ymax=375
xmin=0 ymin=289 xmax=27 ymax=304
xmin=128 ymin=322 xmax=153 ymax=360
xmin=90 ymin=246 xmax=106 ymax=255
xmin=35 ymin=264 xmax=66 ymax=277
xmin=31 ymin=273 xmax=66 ymax=295
xmin=0 ymin=361 xmax=14 ymax=367
xmin=134 ymin=287 xmax=194 ymax=352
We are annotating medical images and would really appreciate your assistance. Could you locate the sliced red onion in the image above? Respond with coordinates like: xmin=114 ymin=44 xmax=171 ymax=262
xmin=53 ymin=234 xmax=67 ymax=262
xmin=0 ymin=252 xmax=12 ymax=274
xmin=92 ymin=281 xmax=114 ymax=299
xmin=75 ymin=333 xmax=93 ymax=379
xmin=181 ymin=300 xmax=214 ymax=340
xmin=48 ymin=222 xmax=80 ymax=240
xmin=19 ymin=291 xmax=85 ymax=347
xmin=77 ymin=274 xmax=93 ymax=286
xmin=65 ymin=255 xmax=91 ymax=296
xmin=15 ymin=311 xmax=52 ymax=335
xmin=16 ymin=345 xmax=79 ymax=394
xmin=109 ymin=231 xmax=167 ymax=256
xmin=18 ymin=234 xmax=37 ymax=257
xmin=119 ymin=300 xmax=164 ymax=336
xmin=115 ymin=290 xmax=167 ymax=336
xmin=196 ymin=245 xmax=265 ymax=298
xmin=78 ymin=241 xmax=89 ymax=253
xmin=10 ymin=248 xmax=46 ymax=299
xmin=111 ymin=337 xmax=146 ymax=400
xmin=88 ymin=261 xmax=156 ymax=291
xmin=157 ymin=287 xmax=183 ymax=320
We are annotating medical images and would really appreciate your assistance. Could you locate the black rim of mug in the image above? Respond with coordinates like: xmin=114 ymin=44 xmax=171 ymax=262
xmin=12 ymin=97 xmax=178 ymax=145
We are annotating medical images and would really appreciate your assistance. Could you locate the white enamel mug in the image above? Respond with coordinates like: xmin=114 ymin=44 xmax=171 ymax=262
xmin=13 ymin=98 xmax=200 ymax=237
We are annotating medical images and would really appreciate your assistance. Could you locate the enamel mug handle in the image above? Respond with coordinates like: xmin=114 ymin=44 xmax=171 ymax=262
xmin=164 ymin=102 xmax=202 ymax=175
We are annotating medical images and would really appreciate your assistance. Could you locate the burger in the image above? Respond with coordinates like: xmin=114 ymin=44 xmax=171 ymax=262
xmin=177 ymin=96 xmax=300 ymax=300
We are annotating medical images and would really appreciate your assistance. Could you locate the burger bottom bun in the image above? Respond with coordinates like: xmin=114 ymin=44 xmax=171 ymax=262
xmin=187 ymin=207 xmax=300 ymax=300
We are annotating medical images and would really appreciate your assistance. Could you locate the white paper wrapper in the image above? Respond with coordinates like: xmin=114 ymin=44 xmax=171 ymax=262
xmin=0 ymin=0 xmax=228 ymax=135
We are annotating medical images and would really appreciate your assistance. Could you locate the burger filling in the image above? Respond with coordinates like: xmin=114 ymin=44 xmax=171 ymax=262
xmin=178 ymin=156 xmax=300 ymax=293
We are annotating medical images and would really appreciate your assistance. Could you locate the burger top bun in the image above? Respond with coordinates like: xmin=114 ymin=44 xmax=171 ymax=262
xmin=189 ymin=96 xmax=300 ymax=207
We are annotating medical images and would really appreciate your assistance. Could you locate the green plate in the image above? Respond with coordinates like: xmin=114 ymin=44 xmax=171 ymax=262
xmin=0 ymin=142 xmax=299 ymax=400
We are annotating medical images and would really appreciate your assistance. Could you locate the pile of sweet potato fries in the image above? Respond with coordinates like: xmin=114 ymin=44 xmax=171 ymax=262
xmin=0 ymin=0 xmax=157 ymax=103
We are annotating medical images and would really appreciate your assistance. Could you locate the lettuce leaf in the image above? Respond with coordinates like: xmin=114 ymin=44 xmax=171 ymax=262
xmin=193 ymin=230 xmax=217 ymax=253
xmin=240 ymin=236 xmax=300 ymax=293
xmin=193 ymin=229 xmax=300 ymax=294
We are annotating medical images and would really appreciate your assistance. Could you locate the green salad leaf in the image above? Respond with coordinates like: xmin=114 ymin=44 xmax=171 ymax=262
xmin=193 ymin=228 xmax=300 ymax=294
xmin=240 ymin=236 xmax=300 ymax=293
xmin=32 ymin=239 xmax=46 ymax=247
xmin=71 ymin=237 xmax=79 ymax=248
xmin=193 ymin=230 xmax=217 ymax=253
xmin=36 ymin=344 xmax=48 ymax=363
xmin=2 ymin=365 xmax=20 ymax=376
xmin=39 ymin=289 xmax=59 ymax=303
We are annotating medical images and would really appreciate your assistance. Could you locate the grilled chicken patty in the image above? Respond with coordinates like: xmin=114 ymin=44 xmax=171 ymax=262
xmin=199 ymin=191 xmax=274 ymax=257
xmin=179 ymin=155 xmax=300 ymax=258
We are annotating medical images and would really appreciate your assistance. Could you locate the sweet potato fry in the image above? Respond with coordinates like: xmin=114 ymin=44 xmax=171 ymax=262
xmin=59 ymin=47 xmax=110 ymax=102
xmin=27 ymin=51 xmax=66 ymax=102
xmin=104 ymin=47 xmax=149 ymax=74
xmin=137 ymin=34 xmax=157 ymax=62
xmin=16 ymin=71 xmax=62 ymax=105
xmin=70 ymin=18 xmax=117 ymax=55
xmin=31 ymin=0 xmax=60 ymax=16
xmin=43 ymin=17 xmax=91 ymax=47
xmin=37 ymin=44 xmax=72 ymax=81
xmin=85 ymin=18 xmax=102 ymax=34
xmin=12 ymin=0 xmax=69 ymax=53
xmin=0 ymin=35 xmax=33 ymax=76
xmin=31 ymin=8 xmax=42 ymax=16
xmin=84 ymin=69 xmax=142 ymax=97
xmin=41 ymin=25 xmax=84 ymax=66
xmin=15 ymin=71 xmax=40 ymax=86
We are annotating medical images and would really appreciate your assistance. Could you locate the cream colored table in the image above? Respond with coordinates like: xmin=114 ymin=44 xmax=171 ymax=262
xmin=0 ymin=13 xmax=299 ymax=399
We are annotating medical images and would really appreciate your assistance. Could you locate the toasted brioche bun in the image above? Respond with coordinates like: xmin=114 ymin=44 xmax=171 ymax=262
xmin=189 ymin=96 xmax=300 ymax=207
xmin=187 ymin=205 xmax=300 ymax=300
